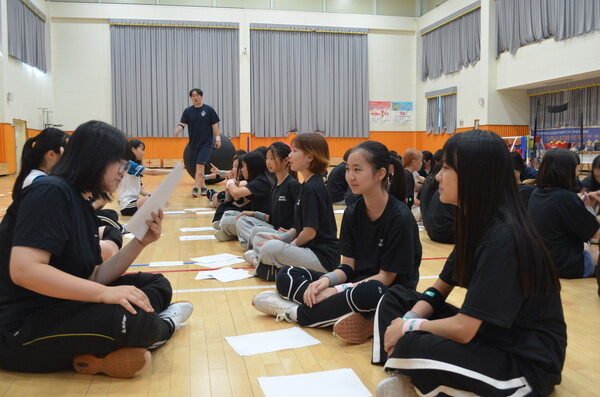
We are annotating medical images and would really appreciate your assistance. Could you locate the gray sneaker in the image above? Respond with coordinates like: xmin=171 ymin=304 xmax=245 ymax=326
xmin=376 ymin=375 xmax=417 ymax=397
xmin=201 ymin=186 xmax=208 ymax=196
xmin=191 ymin=186 xmax=199 ymax=197
xmin=252 ymin=290 xmax=298 ymax=322
xmin=159 ymin=301 xmax=194 ymax=331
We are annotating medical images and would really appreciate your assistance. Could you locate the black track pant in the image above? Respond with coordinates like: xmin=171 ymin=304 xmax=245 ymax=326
xmin=276 ymin=266 xmax=387 ymax=327
xmin=0 ymin=272 xmax=174 ymax=373
xmin=373 ymin=285 xmax=537 ymax=396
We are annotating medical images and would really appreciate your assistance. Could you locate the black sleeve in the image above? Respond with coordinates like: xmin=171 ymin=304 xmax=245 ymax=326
xmin=210 ymin=107 xmax=220 ymax=125
xmin=460 ymin=244 xmax=523 ymax=328
xmin=301 ymin=183 xmax=324 ymax=230
xmin=581 ymin=175 xmax=591 ymax=191
xmin=563 ymin=193 xmax=599 ymax=241
xmin=13 ymin=183 xmax=72 ymax=257
xmin=379 ymin=214 xmax=416 ymax=274
xmin=439 ymin=249 xmax=457 ymax=286
xmin=180 ymin=107 xmax=189 ymax=124
xmin=338 ymin=209 xmax=356 ymax=259
xmin=246 ymin=176 xmax=271 ymax=199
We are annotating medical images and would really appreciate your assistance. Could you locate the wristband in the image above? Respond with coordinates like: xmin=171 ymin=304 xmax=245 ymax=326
xmin=334 ymin=283 xmax=355 ymax=293
xmin=215 ymin=136 xmax=221 ymax=141
xmin=255 ymin=211 xmax=267 ymax=221
xmin=226 ymin=179 xmax=236 ymax=187
xmin=336 ymin=264 xmax=355 ymax=281
xmin=402 ymin=318 xmax=428 ymax=335
xmin=280 ymin=232 xmax=293 ymax=243
xmin=402 ymin=311 xmax=422 ymax=320
xmin=320 ymin=272 xmax=341 ymax=287
xmin=416 ymin=287 xmax=446 ymax=314
xmin=178 ymin=123 xmax=185 ymax=129
xmin=219 ymin=170 xmax=226 ymax=177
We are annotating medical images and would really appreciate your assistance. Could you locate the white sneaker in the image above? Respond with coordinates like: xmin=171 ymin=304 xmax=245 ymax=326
xmin=252 ymin=290 xmax=298 ymax=322
xmin=212 ymin=221 xmax=220 ymax=230
xmin=243 ymin=249 xmax=259 ymax=267
xmin=159 ymin=301 xmax=194 ymax=331
xmin=376 ymin=375 xmax=417 ymax=397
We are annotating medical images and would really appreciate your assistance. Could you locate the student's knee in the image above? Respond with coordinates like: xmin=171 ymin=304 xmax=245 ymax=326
xmin=100 ymin=240 xmax=119 ymax=261
xmin=275 ymin=266 xmax=293 ymax=293
xmin=350 ymin=280 xmax=387 ymax=311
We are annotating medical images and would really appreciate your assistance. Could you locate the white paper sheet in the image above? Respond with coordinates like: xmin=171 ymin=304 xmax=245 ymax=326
xmin=193 ymin=258 xmax=246 ymax=268
xmin=196 ymin=211 xmax=216 ymax=215
xmin=211 ymin=267 xmax=253 ymax=282
xmin=179 ymin=235 xmax=217 ymax=241
xmin=184 ymin=207 xmax=211 ymax=212
xmin=194 ymin=267 xmax=253 ymax=282
xmin=163 ymin=210 xmax=185 ymax=214
xmin=334 ymin=209 xmax=345 ymax=214
xmin=191 ymin=253 xmax=240 ymax=263
xmin=149 ymin=261 xmax=184 ymax=267
xmin=180 ymin=227 xmax=214 ymax=232
xmin=125 ymin=163 xmax=184 ymax=239
xmin=258 ymin=368 xmax=371 ymax=397
xmin=225 ymin=327 xmax=320 ymax=356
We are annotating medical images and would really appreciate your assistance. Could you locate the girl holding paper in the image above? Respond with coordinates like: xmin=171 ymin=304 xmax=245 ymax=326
xmin=0 ymin=121 xmax=192 ymax=378
xmin=118 ymin=139 xmax=171 ymax=216
xmin=252 ymin=141 xmax=421 ymax=345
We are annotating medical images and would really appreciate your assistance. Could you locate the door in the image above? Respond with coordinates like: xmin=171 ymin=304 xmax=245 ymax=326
xmin=13 ymin=119 xmax=28 ymax=174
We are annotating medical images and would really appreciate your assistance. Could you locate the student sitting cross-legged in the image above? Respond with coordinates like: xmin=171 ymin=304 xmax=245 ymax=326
xmin=252 ymin=141 xmax=422 ymax=344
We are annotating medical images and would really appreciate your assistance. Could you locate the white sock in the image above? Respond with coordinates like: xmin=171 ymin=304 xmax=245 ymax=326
xmin=287 ymin=306 xmax=298 ymax=322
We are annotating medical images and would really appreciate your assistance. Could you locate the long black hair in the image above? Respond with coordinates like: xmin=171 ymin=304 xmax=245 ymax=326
xmin=51 ymin=121 xmax=129 ymax=201
xmin=128 ymin=139 xmax=145 ymax=162
xmin=13 ymin=128 xmax=68 ymax=199
xmin=242 ymin=151 xmax=267 ymax=182
xmin=443 ymin=130 xmax=559 ymax=297
xmin=268 ymin=142 xmax=296 ymax=179
xmin=350 ymin=141 xmax=406 ymax=203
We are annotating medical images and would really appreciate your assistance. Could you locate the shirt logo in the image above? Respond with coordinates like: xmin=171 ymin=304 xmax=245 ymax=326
xmin=278 ymin=196 xmax=286 ymax=202
xmin=378 ymin=238 xmax=384 ymax=247
xmin=201 ymin=110 xmax=206 ymax=117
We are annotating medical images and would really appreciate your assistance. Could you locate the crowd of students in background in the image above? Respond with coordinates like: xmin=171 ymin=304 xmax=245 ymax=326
xmin=2 ymin=122 xmax=599 ymax=396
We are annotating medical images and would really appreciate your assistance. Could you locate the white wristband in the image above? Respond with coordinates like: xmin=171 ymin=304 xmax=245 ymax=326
xmin=226 ymin=179 xmax=235 ymax=187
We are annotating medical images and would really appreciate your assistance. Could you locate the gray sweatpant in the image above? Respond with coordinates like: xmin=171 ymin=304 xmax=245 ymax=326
xmin=235 ymin=215 xmax=277 ymax=248
xmin=258 ymin=239 xmax=328 ymax=273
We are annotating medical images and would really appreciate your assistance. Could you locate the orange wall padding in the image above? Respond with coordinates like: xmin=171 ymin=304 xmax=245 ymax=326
xmin=120 ymin=125 xmax=531 ymax=161
xmin=0 ymin=124 xmax=17 ymax=173
xmin=27 ymin=129 xmax=41 ymax=139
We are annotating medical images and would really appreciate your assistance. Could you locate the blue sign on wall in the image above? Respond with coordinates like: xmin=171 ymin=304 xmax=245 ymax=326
xmin=536 ymin=126 xmax=600 ymax=149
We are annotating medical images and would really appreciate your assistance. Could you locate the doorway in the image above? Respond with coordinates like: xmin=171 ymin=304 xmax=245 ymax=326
xmin=13 ymin=119 xmax=27 ymax=174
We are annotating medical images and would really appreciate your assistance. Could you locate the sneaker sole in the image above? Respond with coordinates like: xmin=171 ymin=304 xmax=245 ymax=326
xmin=73 ymin=348 xmax=151 ymax=378
xmin=333 ymin=313 xmax=374 ymax=344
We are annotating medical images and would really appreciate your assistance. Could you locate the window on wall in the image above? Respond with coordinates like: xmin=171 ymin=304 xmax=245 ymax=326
xmin=426 ymin=87 xmax=456 ymax=135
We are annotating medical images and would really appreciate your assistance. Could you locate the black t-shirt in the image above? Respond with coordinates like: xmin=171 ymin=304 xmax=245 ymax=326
xmin=339 ymin=195 xmax=421 ymax=289
xmin=439 ymin=217 xmax=566 ymax=396
xmin=420 ymin=180 xmax=455 ymax=244
xmin=180 ymin=104 xmax=220 ymax=149
xmin=0 ymin=177 xmax=103 ymax=332
xmin=294 ymin=174 xmax=339 ymax=271
xmin=269 ymin=175 xmax=300 ymax=230
xmin=327 ymin=162 xmax=349 ymax=203
xmin=517 ymin=184 xmax=536 ymax=208
xmin=521 ymin=166 xmax=537 ymax=181
xmin=404 ymin=169 xmax=414 ymax=208
xmin=245 ymin=174 xmax=272 ymax=214
xmin=528 ymin=187 xmax=599 ymax=278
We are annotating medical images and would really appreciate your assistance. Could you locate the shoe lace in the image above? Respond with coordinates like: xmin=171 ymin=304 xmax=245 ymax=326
xmin=275 ymin=313 xmax=290 ymax=323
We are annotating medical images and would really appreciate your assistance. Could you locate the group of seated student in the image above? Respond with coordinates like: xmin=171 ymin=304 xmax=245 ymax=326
xmin=419 ymin=150 xmax=455 ymax=244
xmin=0 ymin=120 xmax=192 ymax=378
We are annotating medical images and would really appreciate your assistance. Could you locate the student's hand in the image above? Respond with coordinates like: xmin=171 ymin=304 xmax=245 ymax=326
xmin=137 ymin=210 xmax=163 ymax=248
xmin=303 ymin=277 xmax=330 ymax=307
xmin=384 ymin=317 xmax=406 ymax=356
xmin=210 ymin=163 xmax=221 ymax=174
xmin=215 ymin=139 xmax=222 ymax=149
xmin=257 ymin=233 xmax=283 ymax=242
xmin=174 ymin=126 xmax=182 ymax=137
xmin=278 ymin=227 xmax=289 ymax=233
xmin=587 ymin=190 xmax=600 ymax=204
xmin=313 ymin=287 xmax=337 ymax=305
xmin=236 ymin=211 xmax=256 ymax=220
xmin=100 ymin=285 xmax=154 ymax=315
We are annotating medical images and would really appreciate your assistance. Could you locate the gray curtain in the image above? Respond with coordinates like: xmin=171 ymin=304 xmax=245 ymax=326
xmin=497 ymin=0 xmax=600 ymax=55
xmin=7 ymin=0 xmax=47 ymax=72
xmin=110 ymin=20 xmax=240 ymax=137
xmin=426 ymin=97 xmax=439 ymax=135
xmin=421 ymin=7 xmax=480 ymax=80
xmin=250 ymin=24 xmax=369 ymax=138
xmin=441 ymin=94 xmax=457 ymax=134
xmin=529 ymin=86 xmax=600 ymax=129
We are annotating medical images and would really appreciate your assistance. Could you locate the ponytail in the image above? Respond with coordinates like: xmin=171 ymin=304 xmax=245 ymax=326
xmin=388 ymin=155 xmax=407 ymax=202
xmin=12 ymin=128 xmax=68 ymax=199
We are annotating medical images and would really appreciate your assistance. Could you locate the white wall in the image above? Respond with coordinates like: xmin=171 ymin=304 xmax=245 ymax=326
xmin=49 ymin=3 xmax=418 ymax=132
xmin=1 ymin=0 xmax=54 ymax=130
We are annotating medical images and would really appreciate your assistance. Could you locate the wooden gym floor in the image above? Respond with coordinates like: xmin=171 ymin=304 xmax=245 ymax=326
xmin=0 ymin=173 xmax=597 ymax=396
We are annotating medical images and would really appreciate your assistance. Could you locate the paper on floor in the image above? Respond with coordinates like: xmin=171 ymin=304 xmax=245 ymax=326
xmin=191 ymin=253 xmax=240 ymax=263
xmin=149 ymin=261 xmax=184 ymax=267
xmin=258 ymin=368 xmax=371 ymax=397
xmin=196 ymin=211 xmax=216 ymax=215
xmin=126 ymin=163 xmax=183 ymax=239
xmin=180 ymin=226 xmax=214 ymax=232
xmin=179 ymin=235 xmax=217 ymax=241
xmin=225 ymin=327 xmax=320 ymax=356
xmin=194 ymin=267 xmax=253 ymax=282
xmin=334 ymin=209 xmax=345 ymax=214
xmin=193 ymin=258 xmax=246 ymax=268
xmin=163 ymin=210 xmax=185 ymax=214
xmin=183 ymin=207 xmax=212 ymax=212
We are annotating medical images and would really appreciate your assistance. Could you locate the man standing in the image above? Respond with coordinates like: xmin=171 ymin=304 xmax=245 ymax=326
xmin=174 ymin=88 xmax=221 ymax=197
